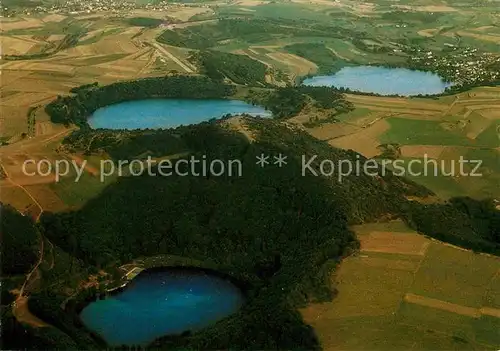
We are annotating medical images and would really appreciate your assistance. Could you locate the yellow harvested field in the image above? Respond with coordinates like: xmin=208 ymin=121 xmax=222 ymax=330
xmin=79 ymin=29 xmax=105 ymax=42
xmin=24 ymin=184 xmax=67 ymax=212
xmin=0 ymin=105 xmax=31 ymax=136
xmin=305 ymin=123 xmax=361 ymax=141
xmin=1 ymin=61 xmax=76 ymax=74
xmin=400 ymin=145 xmax=445 ymax=159
xmin=120 ymin=27 xmax=144 ymax=37
xmin=237 ymin=49 xmax=273 ymax=68
xmin=266 ymin=52 xmax=317 ymax=75
xmin=1 ymin=92 xmax=55 ymax=107
xmin=47 ymin=34 xmax=66 ymax=41
xmin=347 ymin=95 xmax=446 ymax=112
xmin=343 ymin=111 xmax=387 ymax=127
xmin=129 ymin=7 xmax=211 ymax=21
xmin=329 ymin=119 xmax=389 ymax=157
xmin=64 ymin=36 xmax=139 ymax=57
xmin=456 ymin=31 xmax=500 ymax=44
xmin=481 ymin=307 xmax=500 ymax=318
xmin=394 ymin=5 xmax=458 ymax=12
xmin=359 ymin=231 xmax=430 ymax=255
xmin=0 ymin=71 xmax=33 ymax=85
xmin=359 ymin=256 xmax=418 ymax=272
xmin=477 ymin=108 xmax=500 ymax=120
xmin=468 ymin=86 xmax=500 ymax=97
xmin=234 ymin=0 xmax=269 ymax=6
xmin=35 ymin=121 xmax=56 ymax=136
xmin=417 ymin=28 xmax=439 ymax=37
xmin=405 ymin=293 xmax=500 ymax=319
xmin=12 ymin=296 xmax=49 ymax=328
xmin=2 ymin=77 xmax=73 ymax=95
xmin=462 ymin=104 xmax=500 ymax=118
xmin=0 ymin=18 xmax=44 ymax=31
xmin=465 ymin=118 xmax=491 ymax=139
xmin=0 ymin=36 xmax=37 ymax=55
xmin=471 ymin=26 xmax=495 ymax=32
xmin=352 ymin=2 xmax=375 ymax=14
xmin=96 ymin=59 xmax=146 ymax=74
xmin=171 ymin=7 xmax=213 ymax=21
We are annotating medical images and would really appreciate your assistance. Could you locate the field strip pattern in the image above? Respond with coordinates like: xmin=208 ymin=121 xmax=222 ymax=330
xmin=301 ymin=221 xmax=500 ymax=350
xmin=359 ymin=231 xmax=431 ymax=256
xmin=404 ymin=293 xmax=500 ymax=319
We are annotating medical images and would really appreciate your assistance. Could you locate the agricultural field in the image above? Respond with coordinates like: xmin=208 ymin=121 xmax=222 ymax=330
xmin=0 ymin=0 xmax=498 ymax=212
xmin=316 ymin=87 xmax=500 ymax=199
xmin=300 ymin=221 xmax=500 ymax=350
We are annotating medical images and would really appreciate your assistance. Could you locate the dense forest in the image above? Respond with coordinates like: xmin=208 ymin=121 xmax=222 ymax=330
xmin=3 ymin=119 xmax=500 ymax=349
xmin=45 ymin=76 xmax=236 ymax=126
xmin=189 ymin=50 xmax=270 ymax=86
xmin=33 ymin=119 xmax=434 ymax=349
xmin=405 ymin=197 xmax=500 ymax=254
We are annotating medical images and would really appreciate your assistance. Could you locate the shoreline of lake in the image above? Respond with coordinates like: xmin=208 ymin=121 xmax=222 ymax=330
xmin=301 ymin=65 xmax=453 ymax=97
xmin=75 ymin=266 xmax=248 ymax=347
xmin=88 ymin=98 xmax=271 ymax=130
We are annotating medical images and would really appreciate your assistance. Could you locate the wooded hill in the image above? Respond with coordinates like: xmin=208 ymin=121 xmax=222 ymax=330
xmin=189 ymin=50 xmax=270 ymax=86
xmin=4 ymin=118 xmax=499 ymax=350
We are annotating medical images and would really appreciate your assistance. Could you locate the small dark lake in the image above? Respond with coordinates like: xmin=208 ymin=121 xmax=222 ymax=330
xmin=87 ymin=98 xmax=270 ymax=130
xmin=302 ymin=66 xmax=453 ymax=96
xmin=79 ymin=268 xmax=244 ymax=346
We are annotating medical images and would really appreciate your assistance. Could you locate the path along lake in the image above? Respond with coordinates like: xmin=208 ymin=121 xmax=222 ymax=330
xmin=302 ymin=66 xmax=453 ymax=96
xmin=88 ymin=99 xmax=270 ymax=129
xmin=79 ymin=268 xmax=245 ymax=346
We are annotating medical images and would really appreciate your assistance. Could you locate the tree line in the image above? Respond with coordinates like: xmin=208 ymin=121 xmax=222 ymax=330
xmin=189 ymin=50 xmax=270 ymax=86
xmin=3 ymin=119 xmax=500 ymax=349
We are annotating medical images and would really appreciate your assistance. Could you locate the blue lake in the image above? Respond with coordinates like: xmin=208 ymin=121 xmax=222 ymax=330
xmin=80 ymin=269 xmax=244 ymax=346
xmin=302 ymin=66 xmax=453 ymax=96
xmin=88 ymin=99 xmax=270 ymax=129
